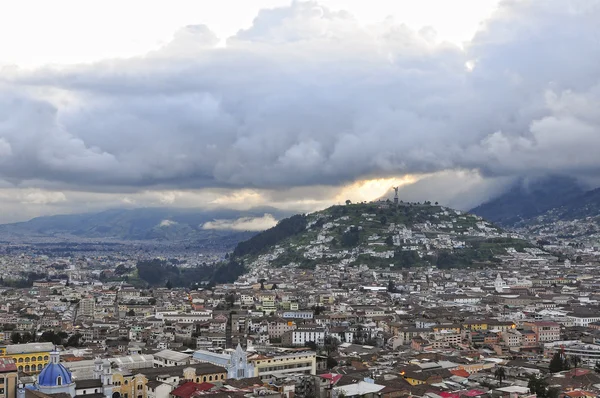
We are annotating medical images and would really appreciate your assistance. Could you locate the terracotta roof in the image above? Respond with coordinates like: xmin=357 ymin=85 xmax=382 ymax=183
xmin=171 ymin=381 xmax=214 ymax=398
xmin=0 ymin=358 xmax=17 ymax=372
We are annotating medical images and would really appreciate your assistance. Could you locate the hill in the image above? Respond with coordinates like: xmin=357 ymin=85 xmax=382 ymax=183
xmin=0 ymin=207 xmax=288 ymax=242
xmin=231 ymin=201 xmax=533 ymax=271
xmin=516 ymin=187 xmax=600 ymax=239
xmin=469 ymin=175 xmax=585 ymax=226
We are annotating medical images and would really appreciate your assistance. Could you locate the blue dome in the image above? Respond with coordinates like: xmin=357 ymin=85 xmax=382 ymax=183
xmin=38 ymin=363 xmax=73 ymax=387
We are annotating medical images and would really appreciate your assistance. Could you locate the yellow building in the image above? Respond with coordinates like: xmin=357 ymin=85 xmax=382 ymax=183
xmin=462 ymin=321 xmax=488 ymax=331
xmin=0 ymin=358 xmax=19 ymax=398
xmin=433 ymin=325 xmax=462 ymax=334
xmin=249 ymin=351 xmax=316 ymax=377
xmin=112 ymin=363 xmax=227 ymax=398
xmin=112 ymin=372 xmax=149 ymax=398
xmin=0 ymin=342 xmax=53 ymax=374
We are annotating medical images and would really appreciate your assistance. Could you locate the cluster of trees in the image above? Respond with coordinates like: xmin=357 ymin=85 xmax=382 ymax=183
xmin=233 ymin=214 xmax=308 ymax=257
xmin=394 ymin=250 xmax=422 ymax=267
xmin=136 ymin=259 xmax=216 ymax=287
xmin=341 ymin=227 xmax=361 ymax=247
xmin=11 ymin=331 xmax=83 ymax=347
xmin=0 ymin=272 xmax=49 ymax=288
xmin=527 ymin=375 xmax=559 ymax=398
xmin=210 ymin=260 xmax=246 ymax=285
xmin=549 ymin=352 xmax=581 ymax=373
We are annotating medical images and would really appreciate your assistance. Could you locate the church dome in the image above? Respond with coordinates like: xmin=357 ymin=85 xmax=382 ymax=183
xmin=38 ymin=352 xmax=73 ymax=387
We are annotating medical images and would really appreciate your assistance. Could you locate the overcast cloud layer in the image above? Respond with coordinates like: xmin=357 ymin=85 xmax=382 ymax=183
xmin=1 ymin=0 xmax=600 ymax=221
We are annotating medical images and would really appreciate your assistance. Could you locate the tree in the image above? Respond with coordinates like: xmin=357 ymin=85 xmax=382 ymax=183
xmin=270 ymin=283 xmax=278 ymax=290
xmin=40 ymin=331 xmax=63 ymax=345
xmin=326 ymin=356 xmax=338 ymax=369
xmin=66 ymin=333 xmax=82 ymax=347
xmin=225 ymin=293 xmax=236 ymax=309
xmin=305 ymin=341 xmax=317 ymax=351
xmin=312 ymin=305 xmax=325 ymax=316
xmin=22 ymin=332 xmax=34 ymax=343
xmin=494 ymin=367 xmax=506 ymax=385
xmin=380 ymin=216 xmax=387 ymax=225
xmin=337 ymin=281 xmax=343 ymax=288
xmin=345 ymin=200 xmax=351 ymax=205
xmin=259 ymin=279 xmax=266 ymax=290
xmin=594 ymin=361 xmax=600 ymax=373
xmin=324 ymin=336 xmax=340 ymax=355
xmin=385 ymin=236 xmax=394 ymax=246
xmin=126 ymin=309 xmax=135 ymax=317
xmin=165 ymin=280 xmax=173 ymax=289
xmin=387 ymin=280 xmax=397 ymax=293
xmin=11 ymin=332 xmax=22 ymax=344
xmin=528 ymin=375 xmax=549 ymax=398
xmin=569 ymin=355 xmax=581 ymax=370
xmin=549 ymin=352 xmax=566 ymax=373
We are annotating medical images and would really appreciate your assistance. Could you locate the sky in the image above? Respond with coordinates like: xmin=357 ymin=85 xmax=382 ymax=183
xmin=1 ymin=0 xmax=599 ymax=224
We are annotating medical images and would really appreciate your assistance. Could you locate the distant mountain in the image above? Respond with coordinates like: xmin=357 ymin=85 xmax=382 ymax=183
xmin=0 ymin=207 xmax=290 ymax=242
xmin=469 ymin=175 xmax=585 ymax=226
xmin=516 ymin=187 xmax=600 ymax=239
xmin=231 ymin=201 xmax=533 ymax=271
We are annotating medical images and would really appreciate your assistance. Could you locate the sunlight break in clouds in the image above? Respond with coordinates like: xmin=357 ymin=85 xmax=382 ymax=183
xmin=0 ymin=0 xmax=599 ymax=223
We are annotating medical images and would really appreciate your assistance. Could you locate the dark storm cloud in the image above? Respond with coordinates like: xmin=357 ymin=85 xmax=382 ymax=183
xmin=1 ymin=0 xmax=600 ymax=191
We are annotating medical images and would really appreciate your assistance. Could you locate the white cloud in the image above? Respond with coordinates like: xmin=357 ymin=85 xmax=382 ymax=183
xmin=0 ymin=0 xmax=597 ymax=219
xmin=159 ymin=219 xmax=178 ymax=227
xmin=202 ymin=214 xmax=278 ymax=231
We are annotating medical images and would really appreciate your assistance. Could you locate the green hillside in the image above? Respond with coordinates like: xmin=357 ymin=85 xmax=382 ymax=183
xmin=232 ymin=201 xmax=533 ymax=271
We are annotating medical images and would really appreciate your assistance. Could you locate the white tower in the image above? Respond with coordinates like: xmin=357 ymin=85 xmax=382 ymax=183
xmin=102 ymin=360 xmax=114 ymax=398
xmin=93 ymin=357 xmax=103 ymax=379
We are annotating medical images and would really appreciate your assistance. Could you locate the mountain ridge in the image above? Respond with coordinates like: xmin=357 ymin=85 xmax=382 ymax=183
xmin=469 ymin=175 xmax=585 ymax=226
xmin=0 ymin=207 xmax=290 ymax=242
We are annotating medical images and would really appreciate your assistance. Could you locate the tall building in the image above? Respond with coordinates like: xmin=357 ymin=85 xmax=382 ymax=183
xmin=79 ymin=298 xmax=96 ymax=318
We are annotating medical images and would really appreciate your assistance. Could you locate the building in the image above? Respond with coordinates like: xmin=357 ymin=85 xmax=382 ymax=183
xmin=32 ymin=350 xmax=77 ymax=397
xmin=524 ymin=321 xmax=561 ymax=343
xmin=79 ymin=298 xmax=96 ymax=318
xmin=193 ymin=345 xmax=317 ymax=379
xmin=28 ymin=352 xmax=115 ymax=398
xmin=0 ymin=343 xmax=54 ymax=374
xmin=0 ymin=358 xmax=18 ymax=398
xmin=152 ymin=351 xmax=190 ymax=368
xmin=281 ymin=328 xmax=326 ymax=347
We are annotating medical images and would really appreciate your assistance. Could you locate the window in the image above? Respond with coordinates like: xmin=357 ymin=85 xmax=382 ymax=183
xmin=38 ymin=356 xmax=43 ymax=361
xmin=57 ymin=376 xmax=62 ymax=386
xmin=18 ymin=358 xmax=23 ymax=363
xmin=25 ymin=365 xmax=30 ymax=372
xmin=44 ymin=356 xmax=49 ymax=361
xmin=18 ymin=366 xmax=23 ymax=371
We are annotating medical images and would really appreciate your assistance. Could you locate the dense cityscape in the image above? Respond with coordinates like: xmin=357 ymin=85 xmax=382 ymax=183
xmin=2 ymin=194 xmax=600 ymax=398
xmin=2 ymin=0 xmax=600 ymax=398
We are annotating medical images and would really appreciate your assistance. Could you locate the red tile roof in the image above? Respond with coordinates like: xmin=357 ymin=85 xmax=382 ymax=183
xmin=0 ymin=358 xmax=17 ymax=372
xmin=171 ymin=382 xmax=215 ymax=398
